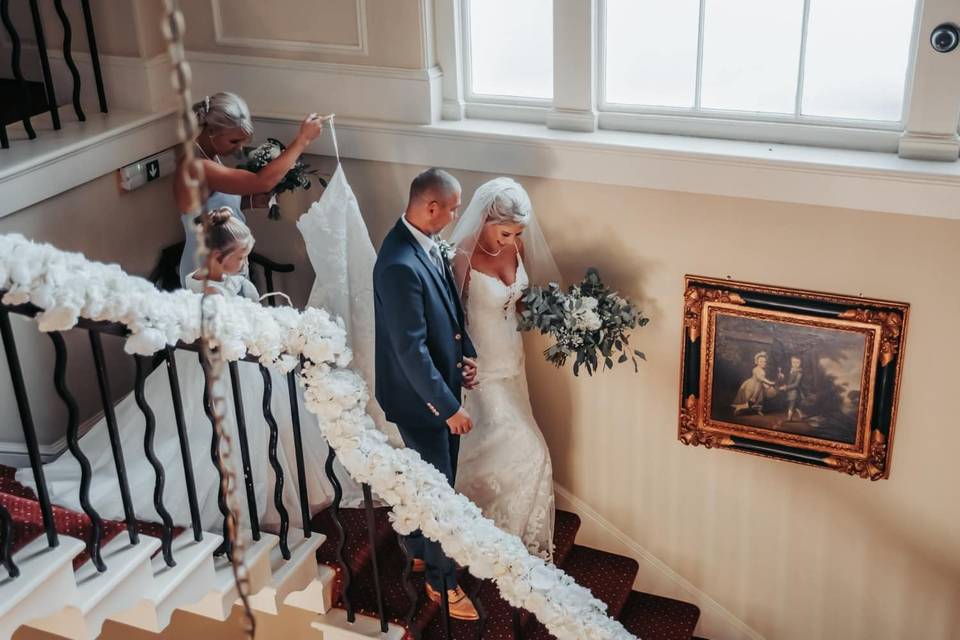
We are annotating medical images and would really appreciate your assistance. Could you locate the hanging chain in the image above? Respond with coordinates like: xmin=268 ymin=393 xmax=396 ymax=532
xmin=160 ymin=2 xmax=256 ymax=637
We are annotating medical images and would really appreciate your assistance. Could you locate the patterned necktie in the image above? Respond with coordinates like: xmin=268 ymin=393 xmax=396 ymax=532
xmin=428 ymin=245 xmax=445 ymax=274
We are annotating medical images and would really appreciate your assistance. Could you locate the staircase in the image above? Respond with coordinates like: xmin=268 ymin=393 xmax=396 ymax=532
xmin=2 ymin=455 xmax=705 ymax=640
xmin=310 ymin=507 xmax=704 ymax=640
xmin=0 ymin=465 xmax=333 ymax=639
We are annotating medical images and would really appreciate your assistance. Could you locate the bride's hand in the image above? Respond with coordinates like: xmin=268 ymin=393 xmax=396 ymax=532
xmin=461 ymin=356 xmax=479 ymax=389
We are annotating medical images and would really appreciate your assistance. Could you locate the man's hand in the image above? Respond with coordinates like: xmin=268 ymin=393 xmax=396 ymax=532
xmin=461 ymin=356 xmax=479 ymax=390
xmin=445 ymin=406 xmax=473 ymax=435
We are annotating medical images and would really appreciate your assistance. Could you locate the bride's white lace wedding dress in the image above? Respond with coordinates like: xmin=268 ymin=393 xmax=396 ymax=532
xmin=454 ymin=257 xmax=556 ymax=559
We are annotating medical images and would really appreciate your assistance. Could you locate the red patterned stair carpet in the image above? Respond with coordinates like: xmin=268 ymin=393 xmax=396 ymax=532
xmin=312 ymin=507 xmax=703 ymax=640
xmin=1 ymin=464 xmax=181 ymax=569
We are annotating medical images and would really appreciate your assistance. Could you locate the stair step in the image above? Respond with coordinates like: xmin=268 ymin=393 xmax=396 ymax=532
xmin=180 ymin=532 xmax=279 ymax=621
xmin=553 ymin=510 xmax=581 ymax=566
xmin=618 ymin=591 xmax=701 ymax=640
xmin=312 ymin=608 xmax=406 ymax=640
xmin=559 ymin=545 xmax=639 ymax=618
xmin=248 ymin=528 xmax=327 ymax=615
xmin=0 ymin=535 xmax=85 ymax=639
xmin=109 ymin=530 xmax=223 ymax=633
xmin=27 ymin=533 xmax=162 ymax=639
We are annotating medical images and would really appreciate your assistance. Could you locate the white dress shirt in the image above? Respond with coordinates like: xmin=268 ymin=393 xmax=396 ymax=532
xmin=402 ymin=214 xmax=444 ymax=272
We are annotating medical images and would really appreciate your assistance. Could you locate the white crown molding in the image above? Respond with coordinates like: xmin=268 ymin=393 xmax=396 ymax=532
xmin=184 ymin=50 xmax=442 ymax=125
xmin=554 ymin=483 xmax=766 ymax=640
xmin=210 ymin=0 xmax=368 ymax=56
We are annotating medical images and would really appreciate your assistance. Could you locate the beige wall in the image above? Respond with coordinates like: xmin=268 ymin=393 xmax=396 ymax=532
xmin=3 ymin=154 xmax=958 ymax=638
xmin=181 ymin=0 xmax=427 ymax=68
xmin=255 ymin=156 xmax=960 ymax=640
xmin=0 ymin=173 xmax=181 ymax=452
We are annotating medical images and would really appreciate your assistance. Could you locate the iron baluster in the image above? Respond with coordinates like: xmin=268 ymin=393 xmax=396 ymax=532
xmin=52 ymin=0 xmax=84 ymax=121
xmin=49 ymin=331 xmax=105 ymax=570
xmin=287 ymin=370 xmax=311 ymax=536
xmin=89 ymin=330 xmax=139 ymax=543
xmin=1 ymin=0 xmax=36 ymax=139
xmin=27 ymin=0 xmax=60 ymax=129
xmin=229 ymin=361 xmax=260 ymax=541
xmin=165 ymin=346 xmax=203 ymax=541
xmin=0 ymin=307 xmax=57 ymax=547
xmin=362 ymin=484 xmax=388 ymax=633
xmin=200 ymin=352 xmax=232 ymax=557
xmin=259 ymin=365 xmax=290 ymax=560
xmin=0 ymin=504 xmax=17 ymax=578
xmin=134 ymin=355 xmax=176 ymax=566
xmin=79 ymin=0 xmax=107 ymax=113
xmin=325 ymin=446 xmax=354 ymax=621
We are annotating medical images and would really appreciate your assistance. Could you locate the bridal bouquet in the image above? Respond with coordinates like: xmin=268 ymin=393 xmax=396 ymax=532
xmin=237 ymin=138 xmax=326 ymax=219
xmin=518 ymin=268 xmax=648 ymax=376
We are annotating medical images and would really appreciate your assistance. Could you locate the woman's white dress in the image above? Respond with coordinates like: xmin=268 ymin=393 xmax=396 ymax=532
xmin=453 ymin=259 xmax=556 ymax=559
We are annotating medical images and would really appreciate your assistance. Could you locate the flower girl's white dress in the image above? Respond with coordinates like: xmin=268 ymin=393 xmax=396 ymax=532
xmin=17 ymin=272 xmax=347 ymax=534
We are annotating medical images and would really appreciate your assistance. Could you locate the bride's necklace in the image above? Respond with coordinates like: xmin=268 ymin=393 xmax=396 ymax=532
xmin=477 ymin=241 xmax=502 ymax=257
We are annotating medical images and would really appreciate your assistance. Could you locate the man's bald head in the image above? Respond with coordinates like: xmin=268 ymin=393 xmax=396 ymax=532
xmin=404 ymin=168 xmax=462 ymax=235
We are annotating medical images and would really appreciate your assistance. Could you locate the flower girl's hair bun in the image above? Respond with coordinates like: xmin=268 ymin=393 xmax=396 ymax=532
xmin=194 ymin=207 xmax=254 ymax=255
xmin=192 ymin=91 xmax=254 ymax=138
xmin=485 ymin=177 xmax=532 ymax=227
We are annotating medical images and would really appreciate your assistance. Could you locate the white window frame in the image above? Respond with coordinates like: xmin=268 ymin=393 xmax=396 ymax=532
xmin=437 ymin=0 xmax=960 ymax=160
xmin=594 ymin=0 xmax=922 ymax=152
xmin=458 ymin=0 xmax=553 ymax=124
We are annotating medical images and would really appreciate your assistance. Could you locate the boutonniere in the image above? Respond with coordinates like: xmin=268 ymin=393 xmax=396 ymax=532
xmin=434 ymin=238 xmax=457 ymax=263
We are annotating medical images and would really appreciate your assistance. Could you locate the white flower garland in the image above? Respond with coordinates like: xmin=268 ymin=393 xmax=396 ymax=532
xmin=0 ymin=234 xmax=637 ymax=640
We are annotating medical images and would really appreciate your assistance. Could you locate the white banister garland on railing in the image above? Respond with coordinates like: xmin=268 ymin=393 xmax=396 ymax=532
xmin=0 ymin=234 xmax=637 ymax=640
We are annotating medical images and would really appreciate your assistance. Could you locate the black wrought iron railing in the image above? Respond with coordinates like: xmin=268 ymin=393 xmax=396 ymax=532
xmin=0 ymin=298 xmax=318 ymax=575
xmin=0 ymin=0 xmax=108 ymax=149
xmin=0 ymin=290 xmax=489 ymax=640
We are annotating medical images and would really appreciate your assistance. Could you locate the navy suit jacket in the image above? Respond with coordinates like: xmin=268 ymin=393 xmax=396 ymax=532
xmin=373 ymin=219 xmax=477 ymax=426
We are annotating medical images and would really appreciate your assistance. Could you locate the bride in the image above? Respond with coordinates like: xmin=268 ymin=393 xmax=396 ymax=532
xmin=448 ymin=178 xmax=558 ymax=559
xmin=18 ymin=209 xmax=359 ymax=536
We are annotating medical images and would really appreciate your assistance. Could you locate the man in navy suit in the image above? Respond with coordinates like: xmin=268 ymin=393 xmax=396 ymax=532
xmin=373 ymin=168 xmax=479 ymax=620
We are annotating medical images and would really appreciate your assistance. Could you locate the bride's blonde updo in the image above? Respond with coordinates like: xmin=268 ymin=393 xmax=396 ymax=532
xmin=193 ymin=207 xmax=254 ymax=255
xmin=484 ymin=178 xmax=532 ymax=226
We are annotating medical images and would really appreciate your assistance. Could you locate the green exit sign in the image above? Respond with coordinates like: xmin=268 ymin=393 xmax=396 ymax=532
xmin=145 ymin=159 xmax=160 ymax=182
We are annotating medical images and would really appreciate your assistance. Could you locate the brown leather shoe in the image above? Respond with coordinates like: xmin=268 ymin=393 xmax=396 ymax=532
xmin=425 ymin=583 xmax=479 ymax=621
xmin=411 ymin=558 xmax=427 ymax=573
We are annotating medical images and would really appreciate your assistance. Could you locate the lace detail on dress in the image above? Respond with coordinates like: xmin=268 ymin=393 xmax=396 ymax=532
xmin=454 ymin=257 xmax=556 ymax=560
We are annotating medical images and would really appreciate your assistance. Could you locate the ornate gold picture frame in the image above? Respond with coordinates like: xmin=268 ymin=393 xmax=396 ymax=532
xmin=678 ymin=276 xmax=908 ymax=480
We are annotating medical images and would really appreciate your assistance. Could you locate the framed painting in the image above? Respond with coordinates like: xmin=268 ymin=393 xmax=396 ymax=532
xmin=678 ymin=275 xmax=909 ymax=480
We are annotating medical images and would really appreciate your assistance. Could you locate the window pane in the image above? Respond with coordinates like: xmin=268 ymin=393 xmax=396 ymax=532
xmin=801 ymin=0 xmax=915 ymax=121
xmin=604 ymin=0 xmax=700 ymax=108
xmin=700 ymin=0 xmax=804 ymax=113
xmin=468 ymin=0 xmax=552 ymax=100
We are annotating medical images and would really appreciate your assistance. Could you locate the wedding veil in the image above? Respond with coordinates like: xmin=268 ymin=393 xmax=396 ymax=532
xmin=447 ymin=177 xmax=561 ymax=295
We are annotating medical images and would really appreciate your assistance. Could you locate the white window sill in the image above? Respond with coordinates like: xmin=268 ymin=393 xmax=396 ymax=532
xmin=0 ymin=109 xmax=178 ymax=219
xmin=255 ymin=113 xmax=960 ymax=220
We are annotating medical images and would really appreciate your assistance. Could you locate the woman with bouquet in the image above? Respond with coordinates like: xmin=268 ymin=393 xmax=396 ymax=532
xmin=172 ymin=91 xmax=326 ymax=285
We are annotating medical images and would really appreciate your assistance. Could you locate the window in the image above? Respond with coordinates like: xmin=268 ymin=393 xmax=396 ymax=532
xmin=447 ymin=0 xmax=959 ymax=158
xmin=601 ymin=0 xmax=918 ymax=124
xmin=463 ymin=0 xmax=553 ymax=102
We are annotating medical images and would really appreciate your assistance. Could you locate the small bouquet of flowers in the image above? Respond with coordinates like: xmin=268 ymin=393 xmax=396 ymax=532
xmin=237 ymin=138 xmax=326 ymax=219
xmin=518 ymin=268 xmax=649 ymax=376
